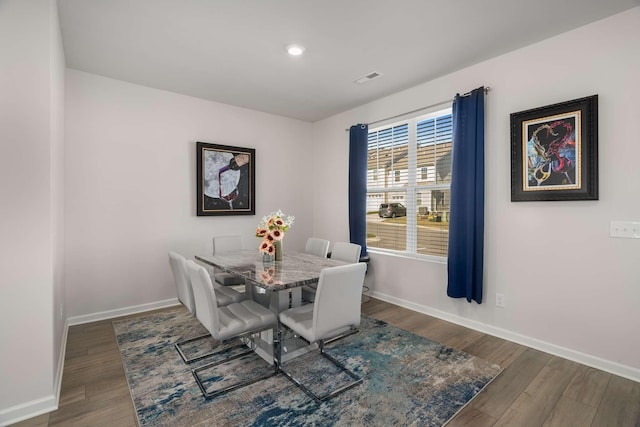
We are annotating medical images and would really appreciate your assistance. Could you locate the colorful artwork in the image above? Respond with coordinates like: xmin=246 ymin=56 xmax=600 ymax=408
xmin=524 ymin=114 xmax=579 ymax=190
xmin=197 ymin=142 xmax=255 ymax=216
xmin=510 ymin=96 xmax=598 ymax=202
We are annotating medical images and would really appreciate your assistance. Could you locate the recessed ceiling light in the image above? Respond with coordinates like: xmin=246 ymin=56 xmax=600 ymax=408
xmin=285 ymin=44 xmax=305 ymax=56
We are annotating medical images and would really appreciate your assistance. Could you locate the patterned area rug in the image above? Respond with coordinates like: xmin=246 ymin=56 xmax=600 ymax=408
xmin=113 ymin=307 xmax=501 ymax=426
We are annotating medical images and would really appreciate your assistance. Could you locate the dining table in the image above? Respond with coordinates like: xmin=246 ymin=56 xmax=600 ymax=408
xmin=194 ymin=249 xmax=347 ymax=362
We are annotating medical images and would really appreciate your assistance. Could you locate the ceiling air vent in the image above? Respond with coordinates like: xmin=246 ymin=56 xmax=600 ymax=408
xmin=354 ymin=71 xmax=383 ymax=85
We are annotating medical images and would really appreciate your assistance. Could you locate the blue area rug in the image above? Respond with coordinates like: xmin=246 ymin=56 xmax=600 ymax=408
xmin=113 ymin=307 xmax=501 ymax=426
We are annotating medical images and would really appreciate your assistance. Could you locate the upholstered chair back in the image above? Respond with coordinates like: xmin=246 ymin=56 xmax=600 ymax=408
xmin=169 ymin=251 xmax=196 ymax=314
xmin=330 ymin=242 xmax=361 ymax=264
xmin=186 ymin=260 xmax=220 ymax=336
xmin=312 ymin=263 xmax=367 ymax=342
xmin=304 ymin=238 xmax=330 ymax=258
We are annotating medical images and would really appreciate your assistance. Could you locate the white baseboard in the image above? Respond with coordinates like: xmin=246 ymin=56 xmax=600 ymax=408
xmin=67 ymin=298 xmax=180 ymax=326
xmin=0 ymin=395 xmax=56 ymax=427
xmin=54 ymin=319 xmax=69 ymax=405
xmin=371 ymin=290 xmax=640 ymax=383
xmin=1 ymin=298 xmax=181 ymax=426
xmin=0 ymin=322 xmax=69 ymax=427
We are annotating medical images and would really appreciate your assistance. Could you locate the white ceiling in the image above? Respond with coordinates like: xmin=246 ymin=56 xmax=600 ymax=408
xmin=58 ymin=0 xmax=639 ymax=122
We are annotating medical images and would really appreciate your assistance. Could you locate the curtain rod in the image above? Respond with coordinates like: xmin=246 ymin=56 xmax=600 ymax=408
xmin=345 ymin=86 xmax=490 ymax=131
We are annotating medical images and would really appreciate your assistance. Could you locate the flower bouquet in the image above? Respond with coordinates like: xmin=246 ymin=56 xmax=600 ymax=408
xmin=256 ymin=210 xmax=294 ymax=261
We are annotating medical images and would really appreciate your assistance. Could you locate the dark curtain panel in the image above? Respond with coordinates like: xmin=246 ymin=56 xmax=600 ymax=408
xmin=349 ymin=124 xmax=368 ymax=257
xmin=447 ymin=87 xmax=485 ymax=303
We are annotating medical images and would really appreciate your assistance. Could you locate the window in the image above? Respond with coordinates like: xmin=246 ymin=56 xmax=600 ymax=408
xmin=366 ymin=109 xmax=452 ymax=258
xmin=420 ymin=166 xmax=435 ymax=182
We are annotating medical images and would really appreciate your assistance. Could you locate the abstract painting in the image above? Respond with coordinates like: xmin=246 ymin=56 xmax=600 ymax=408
xmin=510 ymin=95 xmax=598 ymax=201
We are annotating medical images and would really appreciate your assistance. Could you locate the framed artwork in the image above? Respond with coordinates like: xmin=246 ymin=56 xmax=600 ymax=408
xmin=196 ymin=142 xmax=255 ymax=216
xmin=510 ymin=95 xmax=598 ymax=202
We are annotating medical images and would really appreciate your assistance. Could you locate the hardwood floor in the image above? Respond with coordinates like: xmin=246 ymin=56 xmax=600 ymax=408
xmin=13 ymin=299 xmax=640 ymax=426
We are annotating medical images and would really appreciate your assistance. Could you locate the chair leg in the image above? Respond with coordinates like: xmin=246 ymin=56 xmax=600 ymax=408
xmin=278 ymin=333 xmax=363 ymax=404
xmin=192 ymin=353 xmax=278 ymax=400
xmin=175 ymin=333 xmax=249 ymax=364
xmin=317 ymin=343 xmax=363 ymax=399
xmin=323 ymin=327 xmax=359 ymax=345
xmin=192 ymin=328 xmax=278 ymax=399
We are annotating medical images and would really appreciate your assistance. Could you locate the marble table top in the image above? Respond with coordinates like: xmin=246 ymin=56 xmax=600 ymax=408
xmin=195 ymin=250 xmax=347 ymax=291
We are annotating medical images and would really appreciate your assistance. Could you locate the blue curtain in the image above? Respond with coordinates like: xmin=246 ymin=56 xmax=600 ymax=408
xmin=447 ymin=87 xmax=485 ymax=303
xmin=349 ymin=124 xmax=368 ymax=257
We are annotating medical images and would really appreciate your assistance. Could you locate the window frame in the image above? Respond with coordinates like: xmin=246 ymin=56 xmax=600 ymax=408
xmin=366 ymin=107 xmax=452 ymax=263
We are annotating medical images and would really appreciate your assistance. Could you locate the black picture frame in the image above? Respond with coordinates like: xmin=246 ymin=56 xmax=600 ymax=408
xmin=510 ymin=95 xmax=598 ymax=202
xmin=196 ymin=142 xmax=255 ymax=216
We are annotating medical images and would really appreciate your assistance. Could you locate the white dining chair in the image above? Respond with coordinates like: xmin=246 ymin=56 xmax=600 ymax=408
xmin=301 ymin=238 xmax=331 ymax=302
xmin=212 ymin=235 xmax=246 ymax=286
xmin=304 ymin=237 xmax=330 ymax=258
xmin=330 ymin=241 xmax=362 ymax=263
xmin=303 ymin=241 xmax=361 ymax=303
xmin=186 ymin=260 xmax=279 ymax=399
xmin=169 ymin=251 xmax=245 ymax=363
xmin=169 ymin=251 xmax=196 ymax=314
xmin=278 ymin=262 xmax=367 ymax=403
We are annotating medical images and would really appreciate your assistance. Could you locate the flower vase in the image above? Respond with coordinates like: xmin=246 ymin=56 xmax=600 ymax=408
xmin=262 ymin=252 xmax=274 ymax=264
xmin=274 ymin=240 xmax=283 ymax=261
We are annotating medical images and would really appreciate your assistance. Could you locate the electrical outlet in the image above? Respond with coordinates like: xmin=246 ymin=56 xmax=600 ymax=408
xmin=610 ymin=220 xmax=640 ymax=238
xmin=496 ymin=293 xmax=505 ymax=308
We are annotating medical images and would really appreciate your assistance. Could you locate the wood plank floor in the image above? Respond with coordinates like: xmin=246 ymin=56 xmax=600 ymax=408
xmin=13 ymin=298 xmax=640 ymax=427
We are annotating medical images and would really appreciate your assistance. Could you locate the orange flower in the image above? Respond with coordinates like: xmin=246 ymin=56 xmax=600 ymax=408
xmin=259 ymin=241 xmax=273 ymax=254
xmin=271 ymin=229 xmax=283 ymax=240
xmin=260 ymin=271 xmax=272 ymax=282
xmin=255 ymin=227 xmax=268 ymax=238
xmin=260 ymin=267 xmax=281 ymax=285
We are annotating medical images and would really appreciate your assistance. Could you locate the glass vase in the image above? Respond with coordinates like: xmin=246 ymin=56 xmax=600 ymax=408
xmin=274 ymin=240 xmax=283 ymax=261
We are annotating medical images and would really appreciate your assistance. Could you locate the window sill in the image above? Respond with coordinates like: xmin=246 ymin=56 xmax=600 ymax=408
xmin=366 ymin=248 xmax=447 ymax=265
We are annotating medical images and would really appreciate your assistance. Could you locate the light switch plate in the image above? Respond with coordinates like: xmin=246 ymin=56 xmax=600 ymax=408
xmin=610 ymin=221 xmax=640 ymax=238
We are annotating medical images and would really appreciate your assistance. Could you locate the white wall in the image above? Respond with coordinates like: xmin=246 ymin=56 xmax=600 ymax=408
xmin=0 ymin=0 xmax=64 ymax=422
xmin=51 ymin=0 xmax=67 ymax=399
xmin=65 ymin=70 xmax=314 ymax=317
xmin=312 ymin=8 xmax=640 ymax=379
